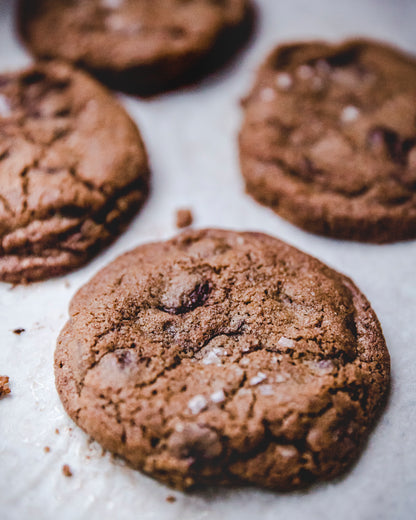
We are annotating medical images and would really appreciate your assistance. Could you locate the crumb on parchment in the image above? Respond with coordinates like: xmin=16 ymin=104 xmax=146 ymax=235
xmin=62 ymin=464 xmax=72 ymax=477
xmin=176 ymin=208 xmax=193 ymax=228
xmin=0 ymin=376 xmax=11 ymax=398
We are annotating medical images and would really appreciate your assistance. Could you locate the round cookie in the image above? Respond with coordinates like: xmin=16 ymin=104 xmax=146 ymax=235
xmin=55 ymin=229 xmax=390 ymax=490
xmin=0 ymin=61 xmax=149 ymax=283
xmin=239 ymin=39 xmax=416 ymax=243
xmin=18 ymin=0 xmax=254 ymax=96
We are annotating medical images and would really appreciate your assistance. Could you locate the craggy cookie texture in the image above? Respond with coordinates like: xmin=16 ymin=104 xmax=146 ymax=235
xmin=0 ymin=62 xmax=149 ymax=283
xmin=55 ymin=229 xmax=390 ymax=490
xmin=19 ymin=0 xmax=253 ymax=96
xmin=240 ymin=39 xmax=416 ymax=242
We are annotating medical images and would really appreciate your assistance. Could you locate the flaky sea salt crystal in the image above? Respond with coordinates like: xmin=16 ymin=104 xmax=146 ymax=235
xmin=275 ymin=373 xmax=288 ymax=383
xmin=210 ymin=389 xmax=225 ymax=404
xmin=213 ymin=346 xmax=228 ymax=357
xmin=188 ymin=395 xmax=208 ymax=414
xmin=106 ymin=14 xmax=142 ymax=34
xmin=306 ymin=359 xmax=335 ymax=375
xmin=101 ymin=0 xmax=124 ymax=8
xmin=296 ymin=64 xmax=314 ymax=80
xmin=175 ymin=423 xmax=185 ymax=432
xmin=249 ymin=372 xmax=267 ymax=386
xmin=202 ymin=351 xmax=221 ymax=365
xmin=258 ymin=384 xmax=274 ymax=396
xmin=279 ymin=445 xmax=297 ymax=458
xmin=275 ymin=72 xmax=293 ymax=91
xmin=0 ymin=95 xmax=11 ymax=118
xmin=259 ymin=87 xmax=276 ymax=102
xmin=341 ymin=105 xmax=360 ymax=123
xmin=277 ymin=336 xmax=295 ymax=349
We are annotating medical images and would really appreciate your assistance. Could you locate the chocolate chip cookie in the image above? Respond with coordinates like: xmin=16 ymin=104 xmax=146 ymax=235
xmin=55 ymin=229 xmax=390 ymax=490
xmin=239 ymin=39 xmax=416 ymax=242
xmin=18 ymin=0 xmax=254 ymax=96
xmin=0 ymin=62 xmax=149 ymax=283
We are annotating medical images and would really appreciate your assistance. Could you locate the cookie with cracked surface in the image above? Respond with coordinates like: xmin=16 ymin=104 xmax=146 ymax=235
xmin=0 ymin=62 xmax=149 ymax=284
xmin=239 ymin=38 xmax=416 ymax=243
xmin=55 ymin=229 xmax=390 ymax=490
xmin=18 ymin=0 xmax=254 ymax=96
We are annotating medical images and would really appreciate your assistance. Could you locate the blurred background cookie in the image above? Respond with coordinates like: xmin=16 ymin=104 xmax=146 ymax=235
xmin=18 ymin=0 xmax=255 ymax=96
xmin=239 ymin=39 xmax=416 ymax=243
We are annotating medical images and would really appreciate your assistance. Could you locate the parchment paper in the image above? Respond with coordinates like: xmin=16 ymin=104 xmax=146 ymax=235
xmin=1 ymin=1 xmax=415 ymax=518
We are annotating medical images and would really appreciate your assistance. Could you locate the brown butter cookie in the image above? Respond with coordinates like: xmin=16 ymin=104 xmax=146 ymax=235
xmin=239 ymin=39 xmax=416 ymax=242
xmin=0 ymin=62 xmax=149 ymax=283
xmin=55 ymin=229 xmax=390 ymax=490
xmin=18 ymin=0 xmax=254 ymax=96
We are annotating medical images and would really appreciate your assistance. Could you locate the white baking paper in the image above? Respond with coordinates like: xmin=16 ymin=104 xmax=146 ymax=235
xmin=1 ymin=0 xmax=415 ymax=518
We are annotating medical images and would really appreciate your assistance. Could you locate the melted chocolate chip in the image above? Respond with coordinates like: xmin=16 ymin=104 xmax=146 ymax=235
xmin=368 ymin=126 xmax=416 ymax=164
xmin=21 ymin=71 xmax=47 ymax=85
xmin=160 ymin=281 xmax=212 ymax=315
xmin=298 ymin=157 xmax=318 ymax=181
xmin=325 ymin=46 xmax=360 ymax=68
xmin=116 ymin=350 xmax=132 ymax=366
xmin=273 ymin=44 xmax=306 ymax=68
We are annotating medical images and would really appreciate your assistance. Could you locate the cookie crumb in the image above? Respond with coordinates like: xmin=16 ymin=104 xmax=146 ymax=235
xmin=0 ymin=376 xmax=11 ymax=398
xmin=13 ymin=328 xmax=25 ymax=335
xmin=166 ymin=495 xmax=176 ymax=503
xmin=62 ymin=464 xmax=72 ymax=477
xmin=176 ymin=208 xmax=193 ymax=229
xmin=55 ymin=428 xmax=60 ymax=435
xmin=44 ymin=446 xmax=50 ymax=453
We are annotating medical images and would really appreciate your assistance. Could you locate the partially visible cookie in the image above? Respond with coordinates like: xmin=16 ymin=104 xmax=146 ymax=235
xmin=0 ymin=62 xmax=149 ymax=283
xmin=18 ymin=0 xmax=254 ymax=96
xmin=239 ymin=39 xmax=416 ymax=243
xmin=176 ymin=208 xmax=193 ymax=229
xmin=55 ymin=229 xmax=390 ymax=490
